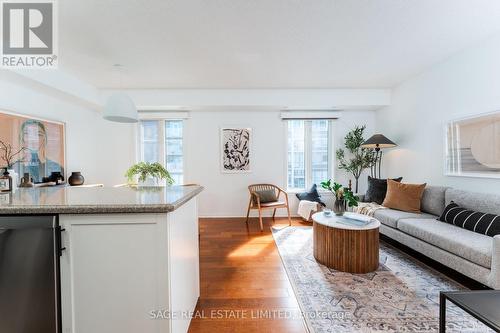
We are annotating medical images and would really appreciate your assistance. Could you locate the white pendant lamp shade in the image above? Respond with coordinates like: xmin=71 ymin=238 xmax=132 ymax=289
xmin=103 ymin=93 xmax=139 ymax=123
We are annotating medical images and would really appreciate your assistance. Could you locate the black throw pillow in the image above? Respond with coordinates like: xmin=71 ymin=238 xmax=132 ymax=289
xmin=364 ymin=176 xmax=403 ymax=204
xmin=439 ymin=201 xmax=500 ymax=237
xmin=296 ymin=184 xmax=326 ymax=207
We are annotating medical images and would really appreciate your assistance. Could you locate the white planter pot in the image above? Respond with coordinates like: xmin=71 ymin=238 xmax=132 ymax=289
xmin=138 ymin=177 xmax=160 ymax=187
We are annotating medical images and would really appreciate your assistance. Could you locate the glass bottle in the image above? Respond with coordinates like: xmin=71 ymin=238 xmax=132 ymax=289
xmin=0 ymin=169 xmax=12 ymax=192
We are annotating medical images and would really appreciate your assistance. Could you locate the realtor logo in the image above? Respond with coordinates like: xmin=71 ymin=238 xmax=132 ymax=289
xmin=1 ymin=0 xmax=57 ymax=68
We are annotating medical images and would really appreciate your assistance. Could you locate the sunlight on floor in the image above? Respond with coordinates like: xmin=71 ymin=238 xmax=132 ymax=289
xmin=227 ymin=223 xmax=293 ymax=258
xmin=227 ymin=234 xmax=274 ymax=258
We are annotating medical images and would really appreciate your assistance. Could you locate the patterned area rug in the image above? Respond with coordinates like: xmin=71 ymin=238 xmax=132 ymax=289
xmin=272 ymin=226 xmax=492 ymax=333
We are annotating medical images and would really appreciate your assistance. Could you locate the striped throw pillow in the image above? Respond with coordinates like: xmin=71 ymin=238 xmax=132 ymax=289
xmin=438 ymin=201 xmax=500 ymax=237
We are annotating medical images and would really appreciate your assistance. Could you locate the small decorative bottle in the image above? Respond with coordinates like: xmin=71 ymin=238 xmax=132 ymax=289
xmin=0 ymin=169 xmax=12 ymax=192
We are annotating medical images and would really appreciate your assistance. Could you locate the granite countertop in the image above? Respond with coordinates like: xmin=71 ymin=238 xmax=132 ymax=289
xmin=0 ymin=185 xmax=204 ymax=214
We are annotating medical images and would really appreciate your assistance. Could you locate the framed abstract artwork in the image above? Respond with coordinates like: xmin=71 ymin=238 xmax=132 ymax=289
xmin=445 ymin=110 xmax=500 ymax=178
xmin=220 ymin=127 xmax=251 ymax=173
xmin=0 ymin=110 xmax=66 ymax=183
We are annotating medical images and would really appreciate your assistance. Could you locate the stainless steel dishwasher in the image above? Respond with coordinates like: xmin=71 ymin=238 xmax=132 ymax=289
xmin=0 ymin=215 xmax=62 ymax=333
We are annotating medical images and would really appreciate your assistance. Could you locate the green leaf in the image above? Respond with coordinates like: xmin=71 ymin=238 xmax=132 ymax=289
xmin=125 ymin=162 xmax=175 ymax=185
xmin=335 ymin=125 xmax=378 ymax=190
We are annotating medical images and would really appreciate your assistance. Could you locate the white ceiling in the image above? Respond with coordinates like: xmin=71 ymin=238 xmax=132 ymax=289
xmin=59 ymin=0 xmax=500 ymax=89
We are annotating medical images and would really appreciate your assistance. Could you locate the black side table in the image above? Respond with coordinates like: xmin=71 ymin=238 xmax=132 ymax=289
xmin=440 ymin=290 xmax=500 ymax=332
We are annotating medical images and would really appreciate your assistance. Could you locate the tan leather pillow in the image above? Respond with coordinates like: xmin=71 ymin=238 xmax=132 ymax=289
xmin=382 ymin=180 xmax=427 ymax=213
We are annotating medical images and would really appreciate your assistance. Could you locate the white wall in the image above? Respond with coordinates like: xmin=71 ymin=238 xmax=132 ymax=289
xmin=104 ymin=88 xmax=382 ymax=217
xmin=183 ymin=110 xmax=376 ymax=217
xmin=0 ymin=72 xmax=379 ymax=216
xmin=107 ymin=88 xmax=391 ymax=111
xmin=376 ymin=34 xmax=500 ymax=194
xmin=0 ymin=71 xmax=135 ymax=186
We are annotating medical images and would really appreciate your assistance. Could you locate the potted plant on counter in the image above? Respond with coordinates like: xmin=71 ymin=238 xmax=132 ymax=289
xmin=125 ymin=162 xmax=174 ymax=187
xmin=320 ymin=179 xmax=359 ymax=216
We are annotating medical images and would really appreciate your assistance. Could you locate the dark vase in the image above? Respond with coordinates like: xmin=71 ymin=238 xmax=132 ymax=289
xmin=68 ymin=172 xmax=84 ymax=186
xmin=333 ymin=198 xmax=346 ymax=216
xmin=49 ymin=171 xmax=64 ymax=183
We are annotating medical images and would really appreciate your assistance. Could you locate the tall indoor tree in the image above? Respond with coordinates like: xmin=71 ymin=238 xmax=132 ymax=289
xmin=336 ymin=125 xmax=376 ymax=193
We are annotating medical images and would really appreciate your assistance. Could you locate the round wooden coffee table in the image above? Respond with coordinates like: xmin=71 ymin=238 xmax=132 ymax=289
xmin=312 ymin=212 xmax=380 ymax=273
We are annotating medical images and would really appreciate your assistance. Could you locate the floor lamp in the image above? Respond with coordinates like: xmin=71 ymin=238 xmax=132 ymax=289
xmin=361 ymin=134 xmax=397 ymax=179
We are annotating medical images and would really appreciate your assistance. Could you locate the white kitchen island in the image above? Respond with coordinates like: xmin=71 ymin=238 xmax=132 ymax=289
xmin=0 ymin=185 xmax=203 ymax=333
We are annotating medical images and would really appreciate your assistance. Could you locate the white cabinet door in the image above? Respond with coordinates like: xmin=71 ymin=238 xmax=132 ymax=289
xmin=60 ymin=214 xmax=170 ymax=333
xmin=168 ymin=198 xmax=200 ymax=333
xmin=59 ymin=200 xmax=200 ymax=333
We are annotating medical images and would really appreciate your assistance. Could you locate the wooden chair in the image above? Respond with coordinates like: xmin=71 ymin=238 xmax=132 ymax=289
xmin=245 ymin=184 xmax=292 ymax=231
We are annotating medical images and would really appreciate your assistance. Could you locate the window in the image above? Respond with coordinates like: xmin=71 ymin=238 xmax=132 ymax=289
xmin=139 ymin=120 xmax=184 ymax=185
xmin=165 ymin=120 xmax=183 ymax=184
xmin=287 ymin=119 xmax=332 ymax=191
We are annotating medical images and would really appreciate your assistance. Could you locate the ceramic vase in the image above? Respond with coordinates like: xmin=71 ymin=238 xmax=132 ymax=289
xmin=68 ymin=172 xmax=85 ymax=186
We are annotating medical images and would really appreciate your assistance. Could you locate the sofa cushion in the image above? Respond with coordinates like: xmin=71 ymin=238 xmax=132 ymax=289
xmin=373 ymin=209 xmax=437 ymax=229
xmin=382 ymin=180 xmax=426 ymax=213
xmin=439 ymin=202 xmax=500 ymax=237
xmin=446 ymin=188 xmax=500 ymax=216
xmin=397 ymin=218 xmax=492 ymax=268
xmin=421 ymin=186 xmax=448 ymax=216
xmin=295 ymin=184 xmax=326 ymax=207
xmin=364 ymin=176 xmax=403 ymax=205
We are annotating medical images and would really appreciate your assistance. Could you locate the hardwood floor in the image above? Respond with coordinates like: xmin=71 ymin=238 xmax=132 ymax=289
xmin=188 ymin=217 xmax=310 ymax=333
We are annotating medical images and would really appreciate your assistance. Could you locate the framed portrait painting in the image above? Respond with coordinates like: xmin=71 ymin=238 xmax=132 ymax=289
xmin=0 ymin=110 xmax=66 ymax=183
xmin=445 ymin=110 xmax=500 ymax=178
xmin=220 ymin=127 xmax=251 ymax=173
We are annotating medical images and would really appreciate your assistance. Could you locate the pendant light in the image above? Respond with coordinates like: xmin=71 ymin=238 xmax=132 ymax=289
xmin=103 ymin=64 xmax=138 ymax=123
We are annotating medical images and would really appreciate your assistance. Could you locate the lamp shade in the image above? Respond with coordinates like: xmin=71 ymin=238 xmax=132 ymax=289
xmin=103 ymin=93 xmax=138 ymax=123
xmin=361 ymin=134 xmax=397 ymax=149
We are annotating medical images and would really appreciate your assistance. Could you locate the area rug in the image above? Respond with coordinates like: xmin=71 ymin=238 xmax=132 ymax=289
xmin=272 ymin=226 xmax=492 ymax=333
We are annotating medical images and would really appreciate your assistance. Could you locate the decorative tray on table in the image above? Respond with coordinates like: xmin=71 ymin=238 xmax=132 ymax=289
xmin=335 ymin=212 xmax=374 ymax=227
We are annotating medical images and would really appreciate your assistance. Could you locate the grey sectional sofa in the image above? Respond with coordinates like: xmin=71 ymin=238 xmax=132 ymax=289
xmin=361 ymin=186 xmax=500 ymax=289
